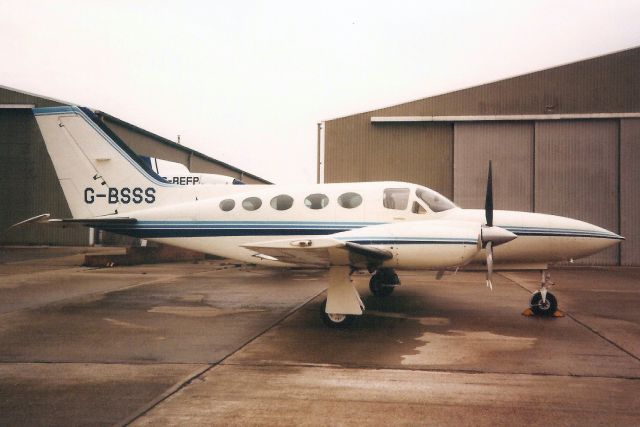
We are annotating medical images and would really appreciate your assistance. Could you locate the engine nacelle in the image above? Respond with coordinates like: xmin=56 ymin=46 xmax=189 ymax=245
xmin=336 ymin=220 xmax=481 ymax=270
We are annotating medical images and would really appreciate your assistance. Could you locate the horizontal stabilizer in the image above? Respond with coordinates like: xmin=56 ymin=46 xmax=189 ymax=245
xmin=9 ymin=214 xmax=136 ymax=230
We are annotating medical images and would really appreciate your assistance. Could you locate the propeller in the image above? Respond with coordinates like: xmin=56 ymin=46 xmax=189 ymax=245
xmin=480 ymin=161 xmax=516 ymax=290
xmin=485 ymin=161 xmax=493 ymax=227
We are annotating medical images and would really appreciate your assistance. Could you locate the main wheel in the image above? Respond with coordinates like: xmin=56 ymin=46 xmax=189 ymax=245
xmin=369 ymin=269 xmax=398 ymax=297
xmin=320 ymin=300 xmax=356 ymax=328
xmin=529 ymin=291 xmax=558 ymax=316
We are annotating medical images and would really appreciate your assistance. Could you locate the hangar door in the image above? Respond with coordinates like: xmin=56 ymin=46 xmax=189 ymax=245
xmin=620 ymin=119 xmax=640 ymax=266
xmin=453 ymin=122 xmax=534 ymax=211
xmin=535 ymin=120 xmax=619 ymax=266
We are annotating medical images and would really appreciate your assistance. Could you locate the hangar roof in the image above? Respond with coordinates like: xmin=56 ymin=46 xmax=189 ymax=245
xmin=326 ymin=46 xmax=640 ymax=122
xmin=0 ymin=85 xmax=271 ymax=184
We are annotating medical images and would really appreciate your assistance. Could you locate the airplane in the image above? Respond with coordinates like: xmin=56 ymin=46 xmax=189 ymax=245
xmin=12 ymin=105 xmax=624 ymax=328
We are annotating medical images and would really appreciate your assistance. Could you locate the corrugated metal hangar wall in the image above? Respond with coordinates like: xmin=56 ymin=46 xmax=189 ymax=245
xmin=320 ymin=47 xmax=640 ymax=266
xmin=0 ymin=86 xmax=270 ymax=247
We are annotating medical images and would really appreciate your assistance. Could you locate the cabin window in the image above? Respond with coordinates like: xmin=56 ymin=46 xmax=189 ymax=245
xmin=415 ymin=187 xmax=456 ymax=212
xmin=270 ymin=194 xmax=294 ymax=210
xmin=412 ymin=201 xmax=427 ymax=214
xmin=338 ymin=192 xmax=362 ymax=209
xmin=304 ymin=193 xmax=329 ymax=209
xmin=383 ymin=188 xmax=410 ymax=210
xmin=220 ymin=199 xmax=235 ymax=211
xmin=242 ymin=197 xmax=262 ymax=211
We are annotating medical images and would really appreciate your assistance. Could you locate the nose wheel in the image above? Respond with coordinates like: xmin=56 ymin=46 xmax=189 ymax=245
xmin=528 ymin=270 xmax=559 ymax=316
xmin=529 ymin=291 xmax=558 ymax=316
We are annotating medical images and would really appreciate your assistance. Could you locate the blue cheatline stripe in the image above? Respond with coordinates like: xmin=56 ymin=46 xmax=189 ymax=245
xmin=337 ymin=237 xmax=477 ymax=245
xmin=32 ymin=106 xmax=173 ymax=187
xmin=83 ymin=219 xmax=622 ymax=241
xmin=501 ymin=226 xmax=623 ymax=240
xmin=91 ymin=220 xmax=382 ymax=238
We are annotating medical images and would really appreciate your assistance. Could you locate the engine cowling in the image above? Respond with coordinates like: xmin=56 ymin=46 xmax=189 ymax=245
xmin=335 ymin=220 xmax=481 ymax=270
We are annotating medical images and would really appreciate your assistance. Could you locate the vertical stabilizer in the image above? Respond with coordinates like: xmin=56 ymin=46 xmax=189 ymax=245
xmin=33 ymin=106 xmax=177 ymax=218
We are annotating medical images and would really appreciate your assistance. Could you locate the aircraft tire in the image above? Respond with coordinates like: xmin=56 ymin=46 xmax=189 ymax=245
xmin=369 ymin=273 xmax=395 ymax=297
xmin=529 ymin=291 xmax=558 ymax=316
xmin=320 ymin=300 xmax=356 ymax=328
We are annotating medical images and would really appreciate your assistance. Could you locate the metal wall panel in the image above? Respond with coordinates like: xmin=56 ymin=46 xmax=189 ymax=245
xmin=324 ymin=117 xmax=453 ymax=197
xmin=0 ymin=110 xmax=88 ymax=245
xmin=620 ymin=119 xmax=640 ymax=266
xmin=535 ymin=120 xmax=619 ymax=265
xmin=453 ymin=122 xmax=534 ymax=210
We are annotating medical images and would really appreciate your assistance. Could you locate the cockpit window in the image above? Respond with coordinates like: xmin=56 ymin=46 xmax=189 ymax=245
xmin=383 ymin=188 xmax=410 ymax=210
xmin=412 ymin=201 xmax=427 ymax=214
xmin=415 ymin=187 xmax=456 ymax=212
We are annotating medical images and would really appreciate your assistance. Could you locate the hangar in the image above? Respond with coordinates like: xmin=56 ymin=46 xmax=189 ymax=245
xmin=318 ymin=46 xmax=640 ymax=266
xmin=0 ymin=86 xmax=270 ymax=246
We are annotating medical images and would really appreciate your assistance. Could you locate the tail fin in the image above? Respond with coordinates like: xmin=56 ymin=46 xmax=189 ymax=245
xmin=33 ymin=106 xmax=175 ymax=218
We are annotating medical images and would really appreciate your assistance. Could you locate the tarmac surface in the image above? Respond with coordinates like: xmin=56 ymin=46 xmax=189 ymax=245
xmin=0 ymin=246 xmax=639 ymax=426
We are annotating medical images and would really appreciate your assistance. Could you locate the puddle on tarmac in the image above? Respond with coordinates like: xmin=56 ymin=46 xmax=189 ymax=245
xmin=148 ymin=306 xmax=265 ymax=317
xmin=401 ymin=330 xmax=537 ymax=365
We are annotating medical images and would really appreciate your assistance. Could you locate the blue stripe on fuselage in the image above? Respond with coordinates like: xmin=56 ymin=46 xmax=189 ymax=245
xmin=87 ymin=220 xmax=622 ymax=241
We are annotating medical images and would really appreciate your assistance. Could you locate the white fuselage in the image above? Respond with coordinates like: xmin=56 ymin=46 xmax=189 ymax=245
xmin=100 ymin=181 xmax=622 ymax=269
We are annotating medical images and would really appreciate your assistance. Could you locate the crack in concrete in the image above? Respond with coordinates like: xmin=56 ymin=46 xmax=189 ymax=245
xmin=116 ymin=286 xmax=328 ymax=427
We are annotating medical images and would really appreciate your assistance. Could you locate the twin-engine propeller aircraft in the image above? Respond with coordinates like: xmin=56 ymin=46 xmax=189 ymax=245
xmin=14 ymin=106 xmax=624 ymax=327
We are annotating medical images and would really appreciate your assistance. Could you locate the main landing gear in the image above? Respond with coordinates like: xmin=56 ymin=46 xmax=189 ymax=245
xmin=320 ymin=299 xmax=356 ymax=328
xmin=369 ymin=268 xmax=400 ymax=297
xmin=529 ymin=270 xmax=559 ymax=316
xmin=320 ymin=267 xmax=401 ymax=328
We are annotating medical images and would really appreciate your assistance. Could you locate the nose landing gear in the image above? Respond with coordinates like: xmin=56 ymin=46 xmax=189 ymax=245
xmin=527 ymin=270 xmax=561 ymax=317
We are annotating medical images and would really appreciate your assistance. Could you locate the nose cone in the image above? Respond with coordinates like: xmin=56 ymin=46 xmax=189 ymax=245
xmin=561 ymin=218 xmax=624 ymax=259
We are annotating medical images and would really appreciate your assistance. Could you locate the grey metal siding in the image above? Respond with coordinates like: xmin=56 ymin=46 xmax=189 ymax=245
xmin=620 ymin=119 xmax=640 ymax=266
xmin=453 ymin=122 xmax=534 ymax=211
xmin=0 ymin=110 xmax=88 ymax=245
xmin=0 ymin=87 xmax=64 ymax=108
xmin=534 ymin=120 xmax=619 ymax=265
xmin=325 ymin=116 xmax=453 ymax=198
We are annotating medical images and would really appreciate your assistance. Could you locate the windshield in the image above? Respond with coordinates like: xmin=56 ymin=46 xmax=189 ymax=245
xmin=415 ymin=187 xmax=456 ymax=212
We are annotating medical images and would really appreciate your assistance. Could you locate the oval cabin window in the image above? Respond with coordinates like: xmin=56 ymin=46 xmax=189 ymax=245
xmin=242 ymin=197 xmax=262 ymax=211
xmin=220 ymin=199 xmax=235 ymax=211
xmin=270 ymin=194 xmax=294 ymax=210
xmin=338 ymin=192 xmax=362 ymax=209
xmin=304 ymin=193 xmax=329 ymax=210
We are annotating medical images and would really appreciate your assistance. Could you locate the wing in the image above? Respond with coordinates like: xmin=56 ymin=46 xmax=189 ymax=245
xmin=242 ymin=237 xmax=392 ymax=268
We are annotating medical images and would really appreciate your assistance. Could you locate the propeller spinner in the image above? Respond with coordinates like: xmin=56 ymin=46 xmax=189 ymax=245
xmin=480 ymin=161 xmax=517 ymax=289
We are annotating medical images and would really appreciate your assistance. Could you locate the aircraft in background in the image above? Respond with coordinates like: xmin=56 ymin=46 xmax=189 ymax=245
xmin=13 ymin=106 xmax=624 ymax=327
xmin=141 ymin=157 xmax=245 ymax=186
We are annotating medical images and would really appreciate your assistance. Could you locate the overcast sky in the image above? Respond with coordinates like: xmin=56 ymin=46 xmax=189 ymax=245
xmin=1 ymin=0 xmax=639 ymax=183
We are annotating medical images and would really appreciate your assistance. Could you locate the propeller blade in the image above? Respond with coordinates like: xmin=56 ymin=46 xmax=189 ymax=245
xmin=485 ymin=241 xmax=493 ymax=290
xmin=485 ymin=161 xmax=493 ymax=227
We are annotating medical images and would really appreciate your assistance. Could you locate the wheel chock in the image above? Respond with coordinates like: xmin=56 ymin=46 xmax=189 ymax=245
xmin=521 ymin=308 xmax=565 ymax=317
